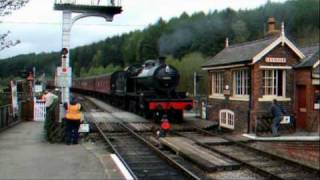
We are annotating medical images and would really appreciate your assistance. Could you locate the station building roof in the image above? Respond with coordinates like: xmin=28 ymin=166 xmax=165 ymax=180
xmin=202 ymin=36 xmax=279 ymax=68
xmin=295 ymin=45 xmax=319 ymax=69
xmin=202 ymin=33 xmax=305 ymax=69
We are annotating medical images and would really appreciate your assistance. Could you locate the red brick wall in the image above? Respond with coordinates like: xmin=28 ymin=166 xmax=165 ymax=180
xmin=206 ymin=44 xmax=303 ymax=133
xmin=295 ymin=69 xmax=320 ymax=132
xmin=250 ymin=141 xmax=320 ymax=169
xmin=207 ymin=67 xmax=250 ymax=133
xmin=250 ymin=44 xmax=301 ymax=132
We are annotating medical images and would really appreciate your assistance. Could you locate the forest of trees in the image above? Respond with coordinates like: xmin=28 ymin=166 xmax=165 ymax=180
xmin=0 ymin=0 xmax=319 ymax=94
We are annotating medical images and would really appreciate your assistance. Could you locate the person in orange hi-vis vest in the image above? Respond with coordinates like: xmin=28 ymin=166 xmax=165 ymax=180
xmin=64 ymin=96 xmax=82 ymax=145
xmin=160 ymin=115 xmax=170 ymax=137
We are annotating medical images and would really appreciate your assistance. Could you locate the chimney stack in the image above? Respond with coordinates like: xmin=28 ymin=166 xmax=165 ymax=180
xmin=267 ymin=17 xmax=276 ymax=34
xmin=266 ymin=17 xmax=280 ymax=36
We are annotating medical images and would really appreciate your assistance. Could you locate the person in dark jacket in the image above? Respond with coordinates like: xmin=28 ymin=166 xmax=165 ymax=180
xmin=270 ymin=99 xmax=285 ymax=137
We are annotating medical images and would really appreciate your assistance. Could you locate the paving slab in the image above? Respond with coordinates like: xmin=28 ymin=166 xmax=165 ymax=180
xmin=0 ymin=121 xmax=125 ymax=180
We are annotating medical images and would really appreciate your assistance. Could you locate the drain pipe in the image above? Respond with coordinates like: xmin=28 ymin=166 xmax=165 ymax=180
xmin=247 ymin=65 xmax=252 ymax=134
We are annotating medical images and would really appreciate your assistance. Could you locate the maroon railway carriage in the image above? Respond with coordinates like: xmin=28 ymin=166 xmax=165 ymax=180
xmin=70 ymin=59 xmax=193 ymax=122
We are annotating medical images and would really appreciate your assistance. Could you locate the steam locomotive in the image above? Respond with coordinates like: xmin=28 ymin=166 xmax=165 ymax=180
xmin=72 ymin=57 xmax=193 ymax=122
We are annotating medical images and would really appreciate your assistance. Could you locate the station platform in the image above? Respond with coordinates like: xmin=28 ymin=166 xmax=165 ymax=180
xmin=243 ymin=133 xmax=320 ymax=141
xmin=0 ymin=121 xmax=125 ymax=179
xmin=242 ymin=133 xmax=320 ymax=170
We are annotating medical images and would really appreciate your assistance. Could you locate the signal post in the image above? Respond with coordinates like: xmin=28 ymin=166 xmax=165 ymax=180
xmin=53 ymin=0 xmax=122 ymax=120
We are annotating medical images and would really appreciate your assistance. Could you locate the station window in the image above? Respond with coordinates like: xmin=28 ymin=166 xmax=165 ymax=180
xmin=211 ymin=71 xmax=224 ymax=95
xmin=233 ymin=69 xmax=249 ymax=96
xmin=263 ymin=69 xmax=286 ymax=96
xmin=219 ymin=109 xmax=235 ymax=130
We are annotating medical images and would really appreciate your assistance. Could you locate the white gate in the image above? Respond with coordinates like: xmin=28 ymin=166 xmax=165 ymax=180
xmin=219 ymin=109 xmax=235 ymax=130
xmin=34 ymin=99 xmax=46 ymax=121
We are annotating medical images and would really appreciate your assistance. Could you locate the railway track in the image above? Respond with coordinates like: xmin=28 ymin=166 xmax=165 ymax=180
xmin=80 ymin=96 xmax=319 ymax=179
xmin=81 ymin=97 xmax=201 ymax=180
xmin=175 ymin=129 xmax=320 ymax=180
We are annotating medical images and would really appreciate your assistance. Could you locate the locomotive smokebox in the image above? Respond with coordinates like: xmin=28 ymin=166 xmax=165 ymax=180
xmin=135 ymin=59 xmax=180 ymax=93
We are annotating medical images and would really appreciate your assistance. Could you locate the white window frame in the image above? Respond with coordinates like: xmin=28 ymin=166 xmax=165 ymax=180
xmin=259 ymin=69 xmax=290 ymax=101
xmin=219 ymin=109 xmax=235 ymax=130
xmin=231 ymin=69 xmax=249 ymax=100
xmin=210 ymin=71 xmax=224 ymax=99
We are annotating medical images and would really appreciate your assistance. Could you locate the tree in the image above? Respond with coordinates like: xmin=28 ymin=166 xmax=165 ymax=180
xmin=92 ymin=50 xmax=104 ymax=67
xmin=0 ymin=0 xmax=29 ymax=51
xmin=232 ymin=20 xmax=250 ymax=43
xmin=1 ymin=0 xmax=319 ymax=86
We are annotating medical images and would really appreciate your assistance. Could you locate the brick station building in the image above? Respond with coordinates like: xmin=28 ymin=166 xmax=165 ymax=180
xmin=201 ymin=18 xmax=311 ymax=133
xmin=294 ymin=45 xmax=320 ymax=132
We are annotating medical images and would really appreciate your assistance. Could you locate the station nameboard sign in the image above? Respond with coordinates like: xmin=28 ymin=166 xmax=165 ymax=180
xmin=265 ymin=57 xmax=286 ymax=63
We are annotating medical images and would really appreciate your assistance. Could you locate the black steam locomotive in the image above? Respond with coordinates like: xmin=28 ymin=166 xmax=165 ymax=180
xmin=72 ymin=57 xmax=193 ymax=122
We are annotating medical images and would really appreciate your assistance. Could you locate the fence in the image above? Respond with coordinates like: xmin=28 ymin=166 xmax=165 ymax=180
xmin=34 ymin=100 xmax=46 ymax=122
xmin=255 ymin=111 xmax=295 ymax=135
xmin=0 ymin=101 xmax=27 ymax=132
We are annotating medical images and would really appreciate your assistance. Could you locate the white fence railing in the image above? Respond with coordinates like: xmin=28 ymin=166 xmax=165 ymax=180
xmin=34 ymin=99 xmax=46 ymax=122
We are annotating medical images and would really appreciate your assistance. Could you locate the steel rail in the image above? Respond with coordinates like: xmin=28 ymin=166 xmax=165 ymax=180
xmin=82 ymin=101 xmax=138 ymax=180
xmin=94 ymin=121 xmax=139 ymax=180
xmin=118 ymin=122 xmax=201 ymax=180
xmin=83 ymin=97 xmax=200 ymax=180
xmin=175 ymin=128 xmax=320 ymax=180
xmin=195 ymin=127 xmax=320 ymax=172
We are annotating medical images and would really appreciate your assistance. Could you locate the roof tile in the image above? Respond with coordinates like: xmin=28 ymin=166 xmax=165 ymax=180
xmin=202 ymin=36 xmax=279 ymax=67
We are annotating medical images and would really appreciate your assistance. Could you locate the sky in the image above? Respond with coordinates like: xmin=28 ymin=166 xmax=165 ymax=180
xmin=0 ymin=0 xmax=286 ymax=59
